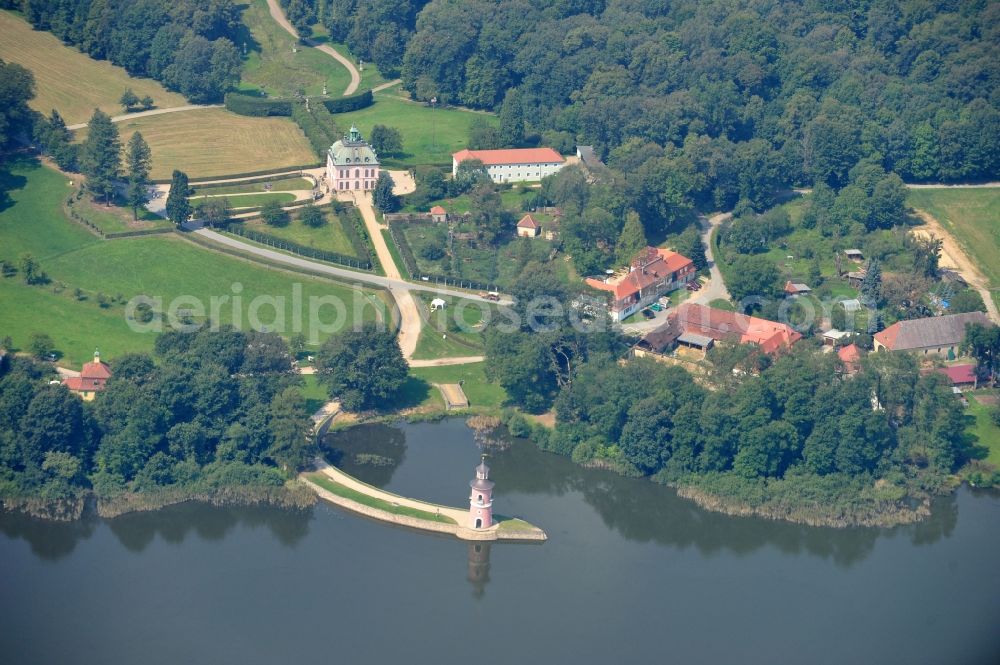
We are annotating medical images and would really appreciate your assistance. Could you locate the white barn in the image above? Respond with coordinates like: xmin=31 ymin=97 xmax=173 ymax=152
xmin=452 ymin=147 xmax=565 ymax=183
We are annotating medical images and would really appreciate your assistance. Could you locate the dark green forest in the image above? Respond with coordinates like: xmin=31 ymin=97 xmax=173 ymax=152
xmin=313 ymin=0 xmax=1000 ymax=187
xmin=0 ymin=328 xmax=316 ymax=517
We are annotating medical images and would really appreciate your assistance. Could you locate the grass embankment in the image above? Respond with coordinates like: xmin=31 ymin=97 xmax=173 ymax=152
xmin=194 ymin=192 xmax=298 ymax=209
xmin=304 ymin=472 xmax=457 ymax=524
xmin=191 ymin=177 xmax=314 ymax=196
xmin=238 ymin=0 xmax=351 ymax=98
xmin=408 ymin=363 xmax=506 ymax=410
xmin=0 ymin=10 xmax=188 ymax=124
xmin=74 ymin=108 xmax=317 ymax=180
xmin=334 ymin=92 xmax=494 ymax=168
xmin=0 ymin=159 xmax=378 ymax=367
xmin=906 ymin=188 xmax=1000 ymax=309
xmin=299 ymin=374 xmax=329 ymax=414
xmin=381 ymin=229 xmax=409 ymax=279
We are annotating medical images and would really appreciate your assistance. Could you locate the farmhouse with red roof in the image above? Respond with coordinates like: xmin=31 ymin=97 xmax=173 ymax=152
xmin=873 ymin=312 xmax=991 ymax=356
xmin=452 ymin=147 xmax=565 ymax=183
xmin=586 ymin=247 xmax=695 ymax=321
xmin=62 ymin=349 xmax=112 ymax=401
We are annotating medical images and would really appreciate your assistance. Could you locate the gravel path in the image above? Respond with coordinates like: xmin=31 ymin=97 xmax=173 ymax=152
xmin=66 ymin=104 xmax=223 ymax=130
xmin=265 ymin=0 xmax=361 ymax=96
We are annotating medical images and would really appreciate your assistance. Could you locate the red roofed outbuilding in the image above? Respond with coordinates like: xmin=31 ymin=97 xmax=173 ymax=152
xmin=430 ymin=205 xmax=447 ymax=223
xmin=935 ymin=364 xmax=978 ymax=388
xmin=517 ymin=214 xmax=541 ymax=237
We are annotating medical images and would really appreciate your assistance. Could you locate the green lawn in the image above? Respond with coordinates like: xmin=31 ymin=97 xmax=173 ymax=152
xmin=304 ymin=472 xmax=457 ymax=524
xmin=0 ymin=159 xmax=379 ymax=367
xmin=193 ymin=192 xmax=297 ymax=209
xmin=242 ymin=209 xmax=359 ymax=256
xmin=68 ymin=194 xmax=172 ymax=235
xmin=191 ymin=177 xmax=314 ymax=197
xmin=966 ymin=392 xmax=1000 ymax=467
xmin=299 ymin=374 xmax=329 ymax=415
xmin=906 ymin=188 xmax=1000 ymax=305
xmin=409 ymin=362 xmax=506 ymax=409
xmin=306 ymin=24 xmax=389 ymax=91
xmin=411 ymin=293 xmax=490 ymax=360
xmin=333 ymin=92 xmax=495 ymax=168
xmin=238 ymin=0 xmax=351 ymax=98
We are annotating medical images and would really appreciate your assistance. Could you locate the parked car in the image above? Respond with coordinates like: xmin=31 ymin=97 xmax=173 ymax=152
xmin=641 ymin=309 xmax=656 ymax=320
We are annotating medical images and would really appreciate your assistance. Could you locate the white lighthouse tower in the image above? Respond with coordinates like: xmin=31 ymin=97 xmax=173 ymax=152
xmin=468 ymin=455 xmax=494 ymax=530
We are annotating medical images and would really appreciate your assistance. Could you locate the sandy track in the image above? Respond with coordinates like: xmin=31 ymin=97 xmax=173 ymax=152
xmin=910 ymin=209 xmax=999 ymax=324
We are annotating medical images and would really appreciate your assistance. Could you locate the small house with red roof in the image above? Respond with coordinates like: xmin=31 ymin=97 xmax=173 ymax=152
xmin=837 ymin=343 xmax=862 ymax=374
xmin=62 ymin=349 xmax=112 ymax=401
xmin=430 ymin=205 xmax=447 ymax=223
xmin=452 ymin=147 xmax=565 ymax=183
xmin=586 ymin=247 xmax=695 ymax=321
xmin=516 ymin=214 xmax=541 ymax=238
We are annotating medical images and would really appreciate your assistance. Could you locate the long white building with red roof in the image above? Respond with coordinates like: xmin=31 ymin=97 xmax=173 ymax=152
xmin=452 ymin=147 xmax=565 ymax=183
xmin=586 ymin=247 xmax=696 ymax=321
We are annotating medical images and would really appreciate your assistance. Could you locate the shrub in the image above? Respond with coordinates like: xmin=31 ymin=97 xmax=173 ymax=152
xmin=224 ymin=93 xmax=293 ymax=117
xmin=320 ymin=89 xmax=373 ymax=114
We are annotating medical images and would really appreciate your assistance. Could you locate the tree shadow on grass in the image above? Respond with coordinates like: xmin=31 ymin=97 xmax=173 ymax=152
xmin=0 ymin=160 xmax=30 ymax=214
xmin=393 ymin=375 xmax=432 ymax=410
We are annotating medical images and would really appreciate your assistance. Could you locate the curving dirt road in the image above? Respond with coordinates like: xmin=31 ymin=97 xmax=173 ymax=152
xmin=265 ymin=0 xmax=361 ymax=96
xmin=911 ymin=209 xmax=1000 ymax=324
xmin=66 ymin=104 xmax=223 ymax=130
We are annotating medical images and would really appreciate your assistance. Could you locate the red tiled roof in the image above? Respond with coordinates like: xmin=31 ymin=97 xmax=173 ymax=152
xmin=837 ymin=343 xmax=861 ymax=363
xmin=517 ymin=214 xmax=540 ymax=229
xmin=874 ymin=312 xmax=991 ymax=350
xmin=452 ymin=147 xmax=564 ymax=166
xmin=937 ymin=364 xmax=977 ymax=385
xmin=673 ymin=303 xmax=801 ymax=354
xmin=586 ymin=248 xmax=694 ymax=301
xmin=430 ymin=205 xmax=446 ymax=214
xmin=62 ymin=376 xmax=106 ymax=392
xmin=81 ymin=360 xmax=112 ymax=380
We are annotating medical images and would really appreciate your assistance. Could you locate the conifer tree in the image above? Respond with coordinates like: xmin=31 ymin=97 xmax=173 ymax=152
xmin=498 ymin=88 xmax=525 ymax=147
xmin=616 ymin=211 xmax=648 ymax=265
xmin=80 ymin=109 xmax=121 ymax=205
xmin=125 ymin=132 xmax=152 ymax=219
xmin=165 ymin=170 xmax=192 ymax=226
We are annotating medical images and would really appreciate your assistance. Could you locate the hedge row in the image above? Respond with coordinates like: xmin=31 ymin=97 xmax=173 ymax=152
xmin=224 ymin=93 xmax=293 ymax=117
xmin=387 ymin=222 xmax=500 ymax=292
xmin=341 ymin=207 xmax=381 ymax=273
xmin=321 ymin=89 xmax=373 ymax=114
xmin=291 ymin=103 xmax=338 ymax=160
xmin=225 ymin=223 xmax=373 ymax=271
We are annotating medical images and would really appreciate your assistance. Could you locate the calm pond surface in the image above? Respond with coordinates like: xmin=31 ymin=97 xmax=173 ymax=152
xmin=2 ymin=419 xmax=999 ymax=665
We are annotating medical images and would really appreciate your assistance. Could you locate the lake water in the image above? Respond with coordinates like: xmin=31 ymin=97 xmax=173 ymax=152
xmin=2 ymin=419 xmax=998 ymax=665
